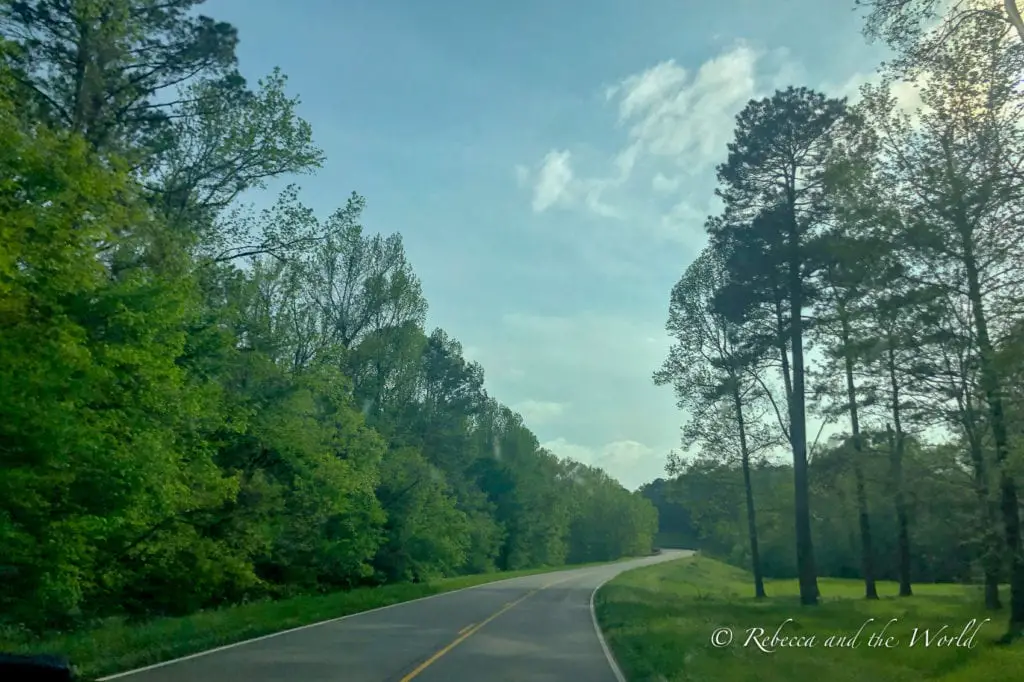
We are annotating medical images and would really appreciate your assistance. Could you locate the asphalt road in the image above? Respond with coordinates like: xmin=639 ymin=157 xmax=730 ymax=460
xmin=100 ymin=549 xmax=691 ymax=682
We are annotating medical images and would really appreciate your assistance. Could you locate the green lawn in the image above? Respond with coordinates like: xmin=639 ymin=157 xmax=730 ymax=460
xmin=595 ymin=555 xmax=1024 ymax=681
xmin=1 ymin=559 xmax=628 ymax=680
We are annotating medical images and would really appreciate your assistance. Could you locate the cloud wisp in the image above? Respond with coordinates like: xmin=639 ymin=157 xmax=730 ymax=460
xmin=517 ymin=43 xmax=799 ymax=235
xmin=513 ymin=399 xmax=569 ymax=425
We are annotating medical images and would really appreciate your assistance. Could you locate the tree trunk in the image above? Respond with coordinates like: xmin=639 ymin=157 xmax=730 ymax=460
xmin=970 ymin=442 xmax=1005 ymax=612
xmin=774 ymin=296 xmax=794 ymax=409
xmin=733 ymin=381 xmax=766 ymax=598
xmin=839 ymin=307 xmax=877 ymax=599
xmin=960 ymin=388 xmax=1002 ymax=610
xmin=986 ymin=576 xmax=1003 ymax=612
xmin=788 ymin=211 xmax=818 ymax=606
xmin=885 ymin=422 xmax=913 ymax=597
xmin=885 ymin=333 xmax=913 ymax=596
xmin=884 ymin=338 xmax=913 ymax=598
xmin=962 ymin=242 xmax=1024 ymax=636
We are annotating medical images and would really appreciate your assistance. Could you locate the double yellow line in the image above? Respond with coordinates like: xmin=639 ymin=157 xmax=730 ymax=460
xmin=398 ymin=574 xmax=578 ymax=681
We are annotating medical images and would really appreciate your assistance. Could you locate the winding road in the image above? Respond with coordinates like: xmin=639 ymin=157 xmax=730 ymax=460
xmin=99 ymin=550 xmax=690 ymax=682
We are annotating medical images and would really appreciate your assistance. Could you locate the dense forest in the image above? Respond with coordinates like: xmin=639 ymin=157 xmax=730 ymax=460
xmin=0 ymin=0 xmax=657 ymax=634
xmin=650 ymin=1 xmax=1024 ymax=638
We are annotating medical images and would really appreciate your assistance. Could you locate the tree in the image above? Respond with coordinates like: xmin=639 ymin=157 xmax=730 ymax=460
xmin=1 ymin=0 xmax=325 ymax=252
xmin=301 ymin=212 xmax=426 ymax=353
xmin=151 ymin=69 xmax=324 ymax=235
xmin=856 ymin=0 xmax=1024 ymax=75
xmin=813 ymin=235 xmax=884 ymax=600
xmin=373 ymin=446 xmax=470 ymax=583
xmin=708 ymin=87 xmax=850 ymax=606
xmin=0 ymin=75 xmax=234 ymax=625
xmin=859 ymin=12 xmax=1024 ymax=634
xmin=870 ymin=289 xmax=920 ymax=597
xmin=638 ymin=478 xmax=699 ymax=550
xmin=1 ymin=0 xmax=241 ymax=156
xmin=655 ymin=246 xmax=776 ymax=597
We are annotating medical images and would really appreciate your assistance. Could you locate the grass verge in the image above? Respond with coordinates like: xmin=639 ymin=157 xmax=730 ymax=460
xmin=2 ymin=558 xmax=630 ymax=680
xmin=595 ymin=555 xmax=1024 ymax=681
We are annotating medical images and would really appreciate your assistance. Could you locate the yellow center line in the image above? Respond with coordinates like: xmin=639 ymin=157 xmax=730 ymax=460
xmin=398 ymin=574 xmax=578 ymax=682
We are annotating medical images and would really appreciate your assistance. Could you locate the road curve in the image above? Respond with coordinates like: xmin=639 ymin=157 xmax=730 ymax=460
xmin=100 ymin=550 xmax=691 ymax=682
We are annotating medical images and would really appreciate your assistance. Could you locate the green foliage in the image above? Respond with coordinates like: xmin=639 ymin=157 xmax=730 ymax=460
xmin=0 ymin=83 xmax=232 ymax=626
xmin=373 ymin=446 xmax=470 ymax=582
xmin=0 ymin=4 xmax=657 ymax=642
xmin=1 ymin=0 xmax=242 ymax=155
xmin=666 ymin=440 xmax=981 ymax=583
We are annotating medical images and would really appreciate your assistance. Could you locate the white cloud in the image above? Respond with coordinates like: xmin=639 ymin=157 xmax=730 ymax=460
xmin=519 ymin=42 xmax=797 ymax=230
xmin=612 ymin=59 xmax=690 ymax=121
xmin=531 ymin=150 xmax=575 ymax=212
xmin=541 ymin=437 xmax=596 ymax=465
xmin=541 ymin=437 xmax=666 ymax=490
xmin=526 ymin=145 xmax=637 ymax=218
xmin=618 ymin=46 xmax=760 ymax=166
xmin=582 ymin=185 xmax=623 ymax=218
xmin=513 ymin=399 xmax=569 ymax=425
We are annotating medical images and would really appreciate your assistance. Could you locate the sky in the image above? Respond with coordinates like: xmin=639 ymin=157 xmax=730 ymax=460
xmin=208 ymin=0 xmax=895 ymax=491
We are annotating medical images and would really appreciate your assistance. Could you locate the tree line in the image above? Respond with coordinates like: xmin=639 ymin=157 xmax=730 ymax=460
xmin=0 ymin=0 xmax=657 ymax=633
xmin=653 ymin=1 xmax=1024 ymax=639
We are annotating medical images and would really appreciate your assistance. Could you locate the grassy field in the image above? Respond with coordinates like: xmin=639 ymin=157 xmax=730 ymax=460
xmin=595 ymin=555 xmax=1024 ymax=681
xmin=1 ymin=559 xmax=629 ymax=680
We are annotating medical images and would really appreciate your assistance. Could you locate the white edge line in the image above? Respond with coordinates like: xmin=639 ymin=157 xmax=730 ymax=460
xmin=590 ymin=572 xmax=627 ymax=682
xmin=97 ymin=571 xmax=550 ymax=680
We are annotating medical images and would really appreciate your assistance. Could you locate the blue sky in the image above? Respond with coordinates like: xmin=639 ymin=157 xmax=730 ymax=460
xmin=209 ymin=0 xmax=892 ymax=490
